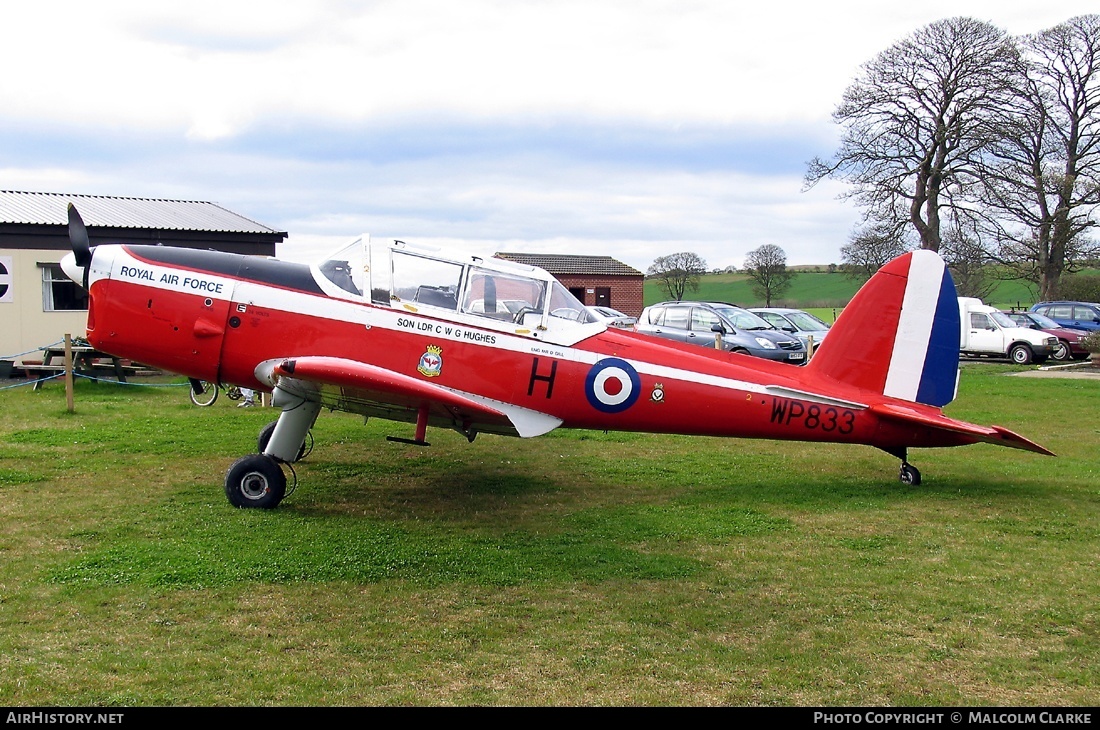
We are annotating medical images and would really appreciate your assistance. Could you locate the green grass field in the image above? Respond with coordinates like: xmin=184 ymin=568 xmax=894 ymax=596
xmin=645 ymin=271 xmax=1045 ymax=319
xmin=1 ymin=367 xmax=1098 ymax=706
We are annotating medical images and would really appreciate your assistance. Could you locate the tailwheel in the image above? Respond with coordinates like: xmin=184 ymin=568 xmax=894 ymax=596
xmin=899 ymin=462 xmax=922 ymax=486
xmin=225 ymin=454 xmax=287 ymax=509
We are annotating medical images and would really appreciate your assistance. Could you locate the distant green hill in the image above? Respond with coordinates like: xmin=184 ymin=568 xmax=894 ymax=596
xmin=645 ymin=270 xmax=1043 ymax=323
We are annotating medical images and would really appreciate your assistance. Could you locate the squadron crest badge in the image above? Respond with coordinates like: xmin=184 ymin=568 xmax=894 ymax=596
xmin=417 ymin=345 xmax=444 ymax=377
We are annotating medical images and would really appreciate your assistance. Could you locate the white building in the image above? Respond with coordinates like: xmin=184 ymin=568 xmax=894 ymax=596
xmin=0 ymin=191 xmax=286 ymax=372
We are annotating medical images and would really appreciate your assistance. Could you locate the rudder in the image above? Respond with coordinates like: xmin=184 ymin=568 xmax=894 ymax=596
xmin=807 ymin=250 xmax=959 ymax=407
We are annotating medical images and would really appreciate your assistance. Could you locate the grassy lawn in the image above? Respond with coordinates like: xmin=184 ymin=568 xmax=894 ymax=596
xmin=0 ymin=366 xmax=1097 ymax=706
xmin=645 ymin=271 xmax=1048 ymax=315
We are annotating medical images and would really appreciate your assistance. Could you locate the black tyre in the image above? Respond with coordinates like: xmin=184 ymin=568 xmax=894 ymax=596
xmin=899 ymin=463 xmax=922 ymax=486
xmin=189 ymin=380 xmax=219 ymax=406
xmin=1052 ymin=340 xmax=1072 ymax=362
xmin=1009 ymin=344 xmax=1033 ymax=365
xmin=257 ymin=420 xmax=311 ymax=462
xmin=224 ymin=454 xmax=286 ymax=509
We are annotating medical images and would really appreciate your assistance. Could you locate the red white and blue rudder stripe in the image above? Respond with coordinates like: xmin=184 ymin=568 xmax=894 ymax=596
xmin=808 ymin=249 xmax=960 ymax=408
xmin=881 ymin=250 xmax=960 ymax=408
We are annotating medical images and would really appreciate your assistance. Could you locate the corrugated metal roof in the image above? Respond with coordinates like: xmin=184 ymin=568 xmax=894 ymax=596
xmin=494 ymin=252 xmax=643 ymax=277
xmin=0 ymin=191 xmax=284 ymax=235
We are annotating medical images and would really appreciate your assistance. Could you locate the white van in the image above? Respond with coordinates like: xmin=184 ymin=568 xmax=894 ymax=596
xmin=958 ymin=297 xmax=1057 ymax=364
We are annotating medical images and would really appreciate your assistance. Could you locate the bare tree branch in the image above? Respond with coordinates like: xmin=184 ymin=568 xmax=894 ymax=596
xmin=805 ymin=17 xmax=1022 ymax=252
xmin=743 ymin=245 xmax=793 ymax=306
xmin=978 ymin=14 xmax=1100 ymax=300
xmin=647 ymin=252 xmax=708 ymax=301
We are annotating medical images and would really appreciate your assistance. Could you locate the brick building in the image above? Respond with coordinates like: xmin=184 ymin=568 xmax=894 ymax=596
xmin=493 ymin=252 xmax=644 ymax=317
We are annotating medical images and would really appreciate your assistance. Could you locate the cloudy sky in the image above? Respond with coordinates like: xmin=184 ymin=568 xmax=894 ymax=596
xmin=0 ymin=1 xmax=1089 ymax=271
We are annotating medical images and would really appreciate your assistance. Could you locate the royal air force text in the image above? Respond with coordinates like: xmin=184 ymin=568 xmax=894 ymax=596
xmin=119 ymin=266 xmax=223 ymax=295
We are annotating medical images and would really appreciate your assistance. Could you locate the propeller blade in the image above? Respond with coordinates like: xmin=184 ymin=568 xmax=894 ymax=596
xmin=67 ymin=203 xmax=91 ymax=267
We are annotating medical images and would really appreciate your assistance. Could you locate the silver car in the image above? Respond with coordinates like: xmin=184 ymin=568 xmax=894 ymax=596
xmin=637 ymin=301 xmax=807 ymax=364
xmin=585 ymin=305 xmax=637 ymax=329
xmin=749 ymin=307 xmax=831 ymax=353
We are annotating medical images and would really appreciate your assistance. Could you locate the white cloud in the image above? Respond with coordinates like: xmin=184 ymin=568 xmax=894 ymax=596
xmin=8 ymin=2 xmax=1083 ymax=130
xmin=0 ymin=1 xmax=1090 ymax=268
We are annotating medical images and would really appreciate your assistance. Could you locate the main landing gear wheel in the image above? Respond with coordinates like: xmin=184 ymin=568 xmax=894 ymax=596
xmin=899 ymin=463 xmax=922 ymax=486
xmin=225 ymin=454 xmax=287 ymax=509
xmin=257 ymin=420 xmax=313 ymax=462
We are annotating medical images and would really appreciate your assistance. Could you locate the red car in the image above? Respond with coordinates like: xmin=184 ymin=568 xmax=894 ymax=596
xmin=1005 ymin=311 xmax=1090 ymax=361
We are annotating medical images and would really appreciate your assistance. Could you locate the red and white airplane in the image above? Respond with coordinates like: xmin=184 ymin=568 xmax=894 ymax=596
xmin=60 ymin=204 xmax=1053 ymax=509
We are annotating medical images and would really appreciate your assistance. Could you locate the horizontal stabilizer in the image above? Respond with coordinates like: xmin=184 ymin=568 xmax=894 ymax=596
xmin=870 ymin=402 xmax=1055 ymax=456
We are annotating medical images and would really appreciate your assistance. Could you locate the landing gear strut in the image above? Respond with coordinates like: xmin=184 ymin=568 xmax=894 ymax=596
xmin=223 ymin=382 xmax=321 ymax=509
xmin=258 ymin=420 xmax=313 ymax=462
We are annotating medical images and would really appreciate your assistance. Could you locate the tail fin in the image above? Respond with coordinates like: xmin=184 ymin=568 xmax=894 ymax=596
xmin=808 ymin=250 xmax=960 ymax=407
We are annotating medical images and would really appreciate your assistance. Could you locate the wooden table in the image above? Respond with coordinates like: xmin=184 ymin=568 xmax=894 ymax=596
xmin=25 ymin=345 xmax=131 ymax=389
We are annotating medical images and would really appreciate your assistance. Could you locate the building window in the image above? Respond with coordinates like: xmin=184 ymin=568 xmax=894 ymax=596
xmin=40 ymin=264 xmax=88 ymax=311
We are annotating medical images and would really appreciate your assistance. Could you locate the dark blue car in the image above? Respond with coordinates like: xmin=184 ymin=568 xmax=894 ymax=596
xmin=1029 ymin=301 xmax=1100 ymax=332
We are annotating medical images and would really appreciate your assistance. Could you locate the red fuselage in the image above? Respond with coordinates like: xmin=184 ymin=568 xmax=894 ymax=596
xmin=80 ymin=243 xmax=976 ymax=453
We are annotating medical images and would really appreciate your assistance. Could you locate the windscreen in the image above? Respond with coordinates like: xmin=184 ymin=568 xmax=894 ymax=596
xmin=712 ymin=305 xmax=773 ymax=330
xmin=317 ymin=238 xmax=367 ymax=297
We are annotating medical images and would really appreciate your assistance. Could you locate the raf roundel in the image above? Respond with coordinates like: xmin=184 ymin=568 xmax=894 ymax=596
xmin=584 ymin=358 xmax=641 ymax=414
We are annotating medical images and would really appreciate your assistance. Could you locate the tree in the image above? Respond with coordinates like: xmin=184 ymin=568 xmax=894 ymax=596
xmin=940 ymin=216 xmax=999 ymax=300
xmin=979 ymin=14 xmax=1100 ymax=300
xmin=1060 ymin=272 xmax=1100 ymax=302
xmin=647 ymin=252 xmax=707 ymax=301
xmin=840 ymin=221 xmax=913 ymax=281
xmin=805 ymin=17 xmax=1022 ymax=252
xmin=743 ymin=244 xmax=792 ymax=306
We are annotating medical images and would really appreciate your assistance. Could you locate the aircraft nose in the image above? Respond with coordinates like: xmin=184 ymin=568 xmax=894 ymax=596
xmin=60 ymin=250 xmax=85 ymax=286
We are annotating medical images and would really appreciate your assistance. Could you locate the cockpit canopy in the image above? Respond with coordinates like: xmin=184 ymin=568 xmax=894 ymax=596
xmin=313 ymin=236 xmax=597 ymax=335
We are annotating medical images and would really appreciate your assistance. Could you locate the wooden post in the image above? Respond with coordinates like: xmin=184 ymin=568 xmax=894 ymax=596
xmin=63 ymin=334 xmax=75 ymax=413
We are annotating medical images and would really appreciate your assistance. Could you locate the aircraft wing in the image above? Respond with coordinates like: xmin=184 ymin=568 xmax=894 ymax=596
xmin=260 ymin=356 xmax=562 ymax=439
xmin=869 ymin=402 xmax=1055 ymax=456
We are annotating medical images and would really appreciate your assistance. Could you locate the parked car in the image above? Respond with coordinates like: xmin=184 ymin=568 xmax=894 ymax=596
xmin=1004 ymin=310 xmax=1091 ymax=362
xmin=959 ymin=297 xmax=1056 ymax=364
xmin=636 ymin=301 xmax=807 ymax=364
xmin=1029 ymin=301 xmax=1100 ymax=332
xmin=748 ymin=307 xmax=831 ymax=352
xmin=585 ymin=305 xmax=637 ymax=329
